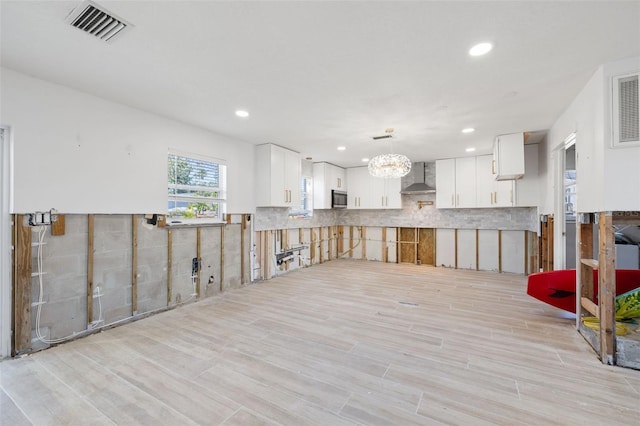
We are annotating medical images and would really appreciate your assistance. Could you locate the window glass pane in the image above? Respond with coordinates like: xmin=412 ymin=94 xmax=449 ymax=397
xmin=168 ymin=152 xmax=226 ymax=220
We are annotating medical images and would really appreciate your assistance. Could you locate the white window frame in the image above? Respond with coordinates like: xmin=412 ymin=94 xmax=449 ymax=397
xmin=167 ymin=149 xmax=227 ymax=225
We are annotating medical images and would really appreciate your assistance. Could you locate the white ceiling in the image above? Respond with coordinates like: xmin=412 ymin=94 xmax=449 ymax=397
xmin=2 ymin=1 xmax=640 ymax=167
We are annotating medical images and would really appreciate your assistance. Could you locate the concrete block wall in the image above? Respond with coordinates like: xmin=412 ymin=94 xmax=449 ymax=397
xmin=22 ymin=215 xmax=246 ymax=350
xmin=136 ymin=217 xmax=169 ymax=313
xmin=93 ymin=215 xmax=133 ymax=324
xmin=29 ymin=215 xmax=88 ymax=346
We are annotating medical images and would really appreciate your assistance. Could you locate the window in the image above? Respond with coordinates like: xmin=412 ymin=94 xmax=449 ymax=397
xmin=289 ymin=176 xmax=313 ymax=219
xmin=168 ymin=151 xmax=226 ymax=222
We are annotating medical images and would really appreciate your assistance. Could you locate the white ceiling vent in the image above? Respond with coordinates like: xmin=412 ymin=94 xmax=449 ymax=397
xmin=66 ymin=1 xmax=131 ymax=42
xmin=612 ymin=72 xmax=640 ymax=148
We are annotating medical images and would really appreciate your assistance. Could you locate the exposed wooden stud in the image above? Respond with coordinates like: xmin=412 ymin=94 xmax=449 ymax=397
xmin=598 ymin=212 xmax=616 ymax=365
xmin=328 ymin=226 xmax=333 ymax=261
xmin=498 ymin=230 xmax=502 ymax=273
xmin=524 ymin=231 xmax=528 ymax=275
xmin=580 ymin=297 xmax=599 ymax=318
xmin=382 ymin=227 xmax=388 ymax=263
xmin=348 ymin=226 xmax=354 ymax=258
xmin=51 ymin=214 xmax=65 ymax=236
xmin=309 ymin=229 xmax=315 ymax=265
xmin=13 ymin=215 xmax=31 ymax=354
xmin=87 ymin=214 xmax=94 ymax=324
xmin=319 ymin=227 xmax=324 ymax=263
xmin=167 ymin=229 xmax=172 ymax=304
xmin=396 ymin=227 xmax=399 ymax=264
xmin=337 ymin=225 xmax=344 ymax=255
xmin=196 ymin=227 xmax=202 ymax=297
xmin=361 ymin=227 xmax=367 ymax=260
xmin=241 ymin=215 xmax=247 ymax=284
xmin=132 ymin=215 xmax=138 ymax=314
xmin=476 ymin=229 xmax=480 ymax=271
xmin=220 ymin=226 xmax=225 ymax=291
xmin=414 ymin=228 xmax=418 ymax=264
xmin=454 ymin=229 xmax=458 ymax=269
xmin=577 ymin=215 xmax=594 ymax=327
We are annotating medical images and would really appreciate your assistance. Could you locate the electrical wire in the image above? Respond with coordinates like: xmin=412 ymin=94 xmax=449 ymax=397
xmin=34 ymin=225 xmax=79 ymax=344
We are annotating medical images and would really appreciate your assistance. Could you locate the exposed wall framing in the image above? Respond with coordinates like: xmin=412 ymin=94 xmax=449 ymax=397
xmin=10 ymin=214 xmax=247 ymax=356
xmin=577 ymin=211 xmax=640 ymax=366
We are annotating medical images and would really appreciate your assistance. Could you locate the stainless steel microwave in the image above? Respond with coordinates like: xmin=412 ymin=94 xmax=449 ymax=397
xmin=331 ymin=190 xmax=347 ymax=208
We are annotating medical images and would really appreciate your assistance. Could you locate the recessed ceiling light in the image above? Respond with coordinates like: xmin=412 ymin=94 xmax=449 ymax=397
xmin=469 ymin=42 xmax=493 ymax=56
xmin=466 ymin=147 xmax=476 ymax=152
xmin=235 ymin=110 xmax=249 ymax=118
xmin=362 ymin=157 xmax=370 ymax=162
xmin=337 ymin=146 xmax=346 ymax=151
xmin=462 ymin=127 xmax=475 ymax=133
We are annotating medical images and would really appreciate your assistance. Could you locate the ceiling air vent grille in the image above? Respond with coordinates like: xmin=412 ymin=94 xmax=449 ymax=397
xmin=612 ymin=72 xmax=640 ymax=148
xmin=67 ymin=1 xmax=129 ymax=42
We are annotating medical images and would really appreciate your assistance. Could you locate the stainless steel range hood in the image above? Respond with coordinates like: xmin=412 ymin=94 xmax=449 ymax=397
xmin=401 ymin=162 xmax=436 ymax=194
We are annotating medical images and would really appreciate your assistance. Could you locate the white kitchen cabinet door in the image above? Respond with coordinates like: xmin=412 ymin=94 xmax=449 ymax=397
xmin=454 ymin=157 xmax=476 ymax=208
xmin=476 ymin=154 xmax=514 ymax=207
xmin=346 ymin=167 xmax=369 ymax=209
xmin=493 ymin=132 xmax=525 ymax=180
xmin=384 ymin=178 xmax=402 ymax=208
xmin=255 ymin=144 xmax=300 ymax=207
xmin=436 ymin=159 xmax=456 ymax=208
xmin=475 ymin=155 xmax=495 ymax=208
xmin=313 ymin=162 xmax=346 ymax=209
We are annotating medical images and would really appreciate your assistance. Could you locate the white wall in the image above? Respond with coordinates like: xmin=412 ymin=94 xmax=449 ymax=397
xmin=543 ymin=56 xmax=640 ymax=214
xmin=602 ymin=56 xmax=640 ymax=211
xmin=543 ymin=66 xmax=605 ymax=214
xmin=0 ymin=68 xmax=255 ymax=214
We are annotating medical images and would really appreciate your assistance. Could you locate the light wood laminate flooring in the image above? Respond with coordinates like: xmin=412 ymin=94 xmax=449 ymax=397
xmin=2 ymin=260 xmax=639 ymax=425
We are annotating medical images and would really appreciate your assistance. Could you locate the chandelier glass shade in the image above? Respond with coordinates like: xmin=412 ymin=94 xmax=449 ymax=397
xmin=368 ymin=153 xmax=412 ymax=178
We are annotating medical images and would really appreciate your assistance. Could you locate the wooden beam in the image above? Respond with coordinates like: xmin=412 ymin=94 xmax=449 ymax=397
xmin=167 ymin=229 xmax=172 ymax=304
xmin=87 ymin=214 xmax=94 ymax=324
xmin=196 ymin=227 xmax=202 ymax=297
xmin=454 ymin=229 xmax=458 ymax=269
xmin=476 ymin=229 xmax=480 ymax=271
xmin=524 ymin=230 xmax=528 ymax=275
xmin=580 ymin=297 xmax=599 ymax=318
xmin=361 ymin=227 xmax=367 ymax=260
xmin=337 ymin=226 xmax=344 ymax=255
xmin=348 ymin=227 xmax=353 ymax=258
xmin=382 ymin=227 xmax=387 ymax=263
xmin=220 ymin=226 xmax=225 ymax=292
xmin=598 ymin=212 xmax=616 ymax=365
xmin=319 ymin=227 xmax=324 ymax=263
xmin=13 ymin=215 xmax=31 ymax=354
xmin=51 ymin=214 xmax=65 ymax=236
xmin=132 ymin=215 xmax=138 ymax=314
xmin=414 ymin=228 xmax=418 ymax=264
xmin=310 ymin=229 xmax=316 ymax=265
xmin=498 ymin=230 xmax=502 ymax=273
xmin=241 ymin=215 xmax=247 ymax=284
xmin=328 ymin=226 xmax=333 ymax=261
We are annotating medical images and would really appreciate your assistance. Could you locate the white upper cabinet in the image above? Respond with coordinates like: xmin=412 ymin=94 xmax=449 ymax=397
xmin=493 ymin=132 xmax=525 ymax=180
xmin=346 ymin=167 xmax=402 ymax=209
xmin=476 ymin=155 xmax=515 ymax=208
xmin=255 ymin=144 xmax=301 ymax=207
xmin=455 ymin=157 xmax=476 ymax=208
xmin=436 ymin=159 xmax=456 ymax=208
xmin=436 ymin=158 xmax=477 ymax=208
xmin=313 ymin=162 xmax=346 ymax=209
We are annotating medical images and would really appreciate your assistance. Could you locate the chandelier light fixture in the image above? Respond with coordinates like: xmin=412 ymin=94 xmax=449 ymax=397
xmin=367 ymin=128 xmax=412 ymax=178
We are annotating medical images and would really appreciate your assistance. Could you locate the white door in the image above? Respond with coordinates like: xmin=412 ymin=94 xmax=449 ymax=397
xmin=1 ymin=127 xmax=12 ymax=358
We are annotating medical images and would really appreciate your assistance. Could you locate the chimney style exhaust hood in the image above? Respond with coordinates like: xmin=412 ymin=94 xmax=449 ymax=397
xmin=400 ymin=162 xmax=436 ymax=194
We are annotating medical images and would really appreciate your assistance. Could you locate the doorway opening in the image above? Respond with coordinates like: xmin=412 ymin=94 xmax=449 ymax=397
xmin=554 ymin=133 xmax=576 ymax=270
